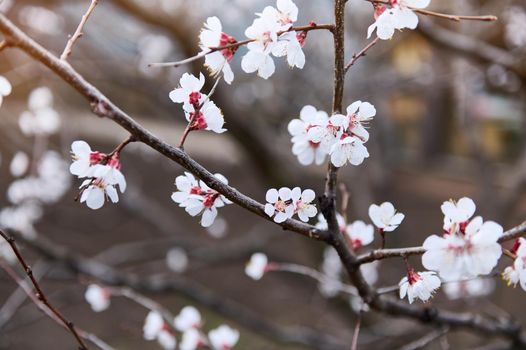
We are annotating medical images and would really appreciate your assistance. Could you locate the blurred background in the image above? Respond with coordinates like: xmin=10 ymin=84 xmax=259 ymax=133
xmin=0 ymin=0 xmax=526 ymax=349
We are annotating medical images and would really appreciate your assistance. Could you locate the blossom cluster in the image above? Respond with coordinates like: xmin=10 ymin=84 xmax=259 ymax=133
xmin=84 ymin=286 xmax=239 ymax=350
xmin=169 ymin=73 xmax=226 ymax=134
xmin=197 ymin=0 xmax=306 ymax=82
xmin=171 ymin=172 xmax=232 ymax=227
xmin=288 ymin=102 xmax=376 ymax=167
xmin=69 ymin=141 xmax=127 ymax=210
xmin=422 ymin=197 xmax=503 ymax=280
xmin=368 ymin=0 xmax=431 ymax=40
xmin=264 ymin=187 xmax=317 ymax=223
xmin=398 ymin=197 xmax=505 ymax=304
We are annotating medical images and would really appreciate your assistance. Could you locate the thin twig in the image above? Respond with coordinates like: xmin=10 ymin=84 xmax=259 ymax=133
xmin=344 ymin=37 xmax=379 ymax=73
xmin=0 ymin=260 xmax=113 ymax=350
xmin=106 ymin=286 xmax=177 ymax=330
xmin=270 ymin=263 xmax=358 ymax=296
xmin=0 ymin=261 xmax=50 ymax=330
xmin=396 ymin=327 xmax=449 ymax=350
xmin=60 ymin=0 xmax=99 ymax=60
xmin=351 ymin=313 xmax=362 ymax=350
xmin=0 ymin=229 xmax=89 ymax=350
xmin=413 ymin=8 xmax=497 ymax=22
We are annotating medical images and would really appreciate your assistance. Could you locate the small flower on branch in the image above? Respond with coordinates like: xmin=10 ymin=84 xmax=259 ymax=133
xmin=208 ymin=325 xmax=240 ymax=350
xmin=422 ymin=198 xmax=503 ymax=280
xmin=199 ymin=17 xmax=237 ymax=84
xmin=345 ymin=220 xmax=374 ymax=250
xmin=143 ymin=310 xmax=177 ymax=350
xmin=264 ymin=187 xmax=317 ymax=223
xmin=288 ymin=105 xmax=329 ymax=166
xmin=174 ymin=306 xmax=202 ymax=332
xmin=399 ymin=268 xmax=441 ymax=304
xmin=171 ymin=172 xmax=232 ymax=227
xmin=502 ymin=238 xmax=526 ymax=291
xmin=367 ymin=0 xmax=431 ymax=40
xmin=245 ymin=252 xmax=269 ymax=280
xmin=70 ymin=140 xmax=129 ymax=210
xmin=368 ymin=201 xmax=405 ymax=233
xmin=84 ymin=284 xmax=111 ymax=312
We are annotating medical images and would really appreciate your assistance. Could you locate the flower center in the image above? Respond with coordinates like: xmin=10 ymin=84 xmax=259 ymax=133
xmin=189 ymin=91 xmax=202 ymax=107
xmin=219 ymin=32 xmax=238 ymax=61
xmin=189 ymin=111 xmax=208 ymax=130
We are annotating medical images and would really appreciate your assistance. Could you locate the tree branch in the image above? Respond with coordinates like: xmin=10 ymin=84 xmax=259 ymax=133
xmin=0 ymin=230 xmax=88 ymax=350
xmin=0 ymin=13 xmax=326 ymax=242
xmin=60 ymin=0 xmax=99 ymax=60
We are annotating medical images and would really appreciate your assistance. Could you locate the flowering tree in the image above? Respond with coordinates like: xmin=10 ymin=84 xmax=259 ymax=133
xmin=0 ymin=0 xmax=525 ymax=349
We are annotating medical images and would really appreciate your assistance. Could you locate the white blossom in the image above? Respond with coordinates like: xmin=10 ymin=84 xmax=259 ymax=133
xmin=10 ymin=151 xmax=29 ymax=177
xmin=180 ymin=328 xmax=203 ymax=350
xmin=199 ymin=17 xmax=236 ymax=84
xmin=271 ymin=31 xmax=305 ymax=69
xmin=157 ymin=330 xmax=177 ymax=350
xmin=422 ymin=212 xmax=503 ymax=280
xmin=264 ymin=187 xmax=295 ymax=223
xmin=70 ymin=140 xmax=103 ymax=178
xmin=367 ymin=0 xmax=431 ymax=40
xmin=502 ymin=238 xmax=526 ymax=291
xmin=143 ymin=310 xmax=176 ymax=349
xmin=184 ymin=99 xmax=226 ymax=134
xmin=399 ymin=270 xmax=441 ymax=304
xmin=143 ymin=311 xmax=164 ymax=341
xmin=441 ymin=197 xmax=476 ymax=234
xmin=0 ymin=75 xmax=12 ymax=107
xmin=241 ymin=16 xmax=281 ymax=79
xmin=245 ymin=252 xmax=268 ymax=280
xmin=345 ymin=220 xmax=374 ymax=249
xmin=171 ymin=173 xmax=232 ymax=227
xmin=169 ymin=73 xmax=206 ymax=108
xmin=259 ymin=0 xmax=298 ymax=30
xmin=288 ymin=105 xmax=329 ymax=166
xmin=166 ymin=247 xmax=189 ymax=273
xmin=84 ymin=284 xmax=110 ymax=312
xmin=19 ymin=87 xmax=60 ymax=136
xmin=265 ymin=187 xmax=317 ymax=223
xmin=208 ymin=325 xmax=240 ymax=350
xmin=174 ymin=306 xmax=202 ymax=332
xmin=368 ymin=202 xmax=405 ymax=232
xmin=292 ymin=188 xmax=317 ymax=222
xmin=79 ymin=177 xmax=120 ymax=210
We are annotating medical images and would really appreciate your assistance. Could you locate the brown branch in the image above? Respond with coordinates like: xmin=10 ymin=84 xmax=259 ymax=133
xmin=60 ymin=0 xmax=99 ymax=60
xmin=344 ymin=37 xmax=379 ymax=73
xmin=356 ymin=221 xmax=526 ymax=265
xmin=0 ymin=259 xmax=114 ymax=350
xmin=351 ymin=314 xmax=362 ymax=350
xmin=0 ymin=13 xmax=326 ymax=242
xmin=14 ymin=231 xmax=350 ymax=350
xmin=413 ymin=8 xmax=497 ymax=22
xmin=368 ymin=0 xmax=498 ymax=22
xmin=396 ymin=327 xmax=449 ymax=350
xmin=0 ymin=230 xmax=88 ymax=350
